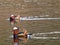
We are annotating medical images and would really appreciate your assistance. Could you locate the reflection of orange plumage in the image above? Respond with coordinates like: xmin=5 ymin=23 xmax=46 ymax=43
xmin=14 ymin=38 xmax=19 ymax=42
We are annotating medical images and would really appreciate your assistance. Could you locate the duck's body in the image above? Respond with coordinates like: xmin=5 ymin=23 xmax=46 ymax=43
xmin=18 ymin=32 xmax=32 ymax=38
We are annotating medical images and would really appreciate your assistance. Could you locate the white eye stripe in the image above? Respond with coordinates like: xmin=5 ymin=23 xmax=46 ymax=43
xmin=11 ymin=14 xmax=14 ymax=17
xmin=13 ymin=27 xmax=18 ymax=30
